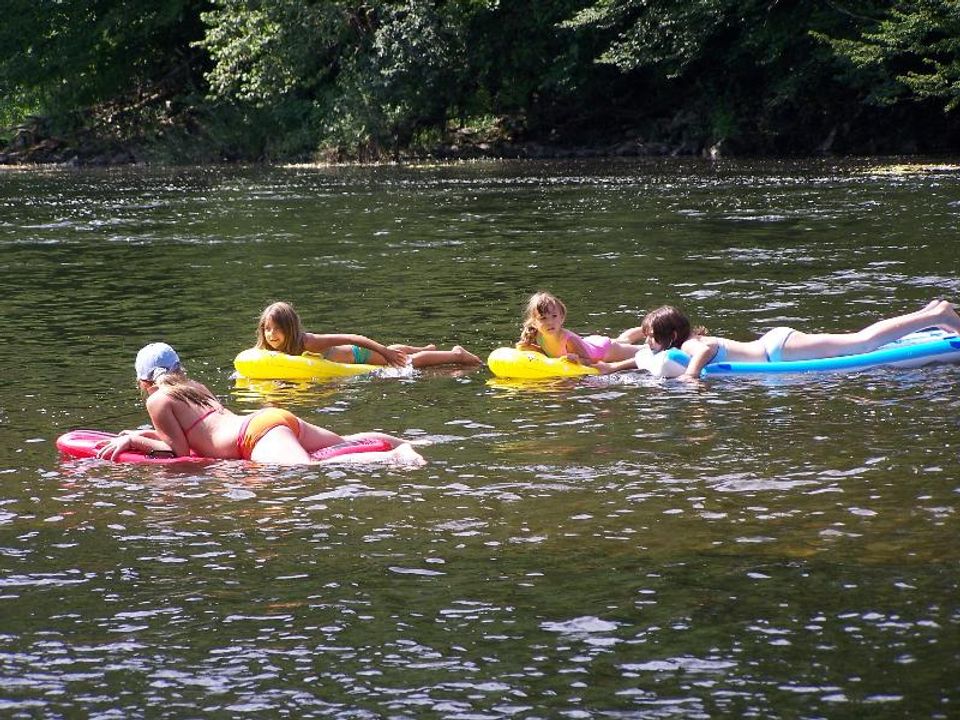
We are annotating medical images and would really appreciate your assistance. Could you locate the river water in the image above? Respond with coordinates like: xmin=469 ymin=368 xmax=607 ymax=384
xmin=1 ymin=159 xmax=958 ymax=718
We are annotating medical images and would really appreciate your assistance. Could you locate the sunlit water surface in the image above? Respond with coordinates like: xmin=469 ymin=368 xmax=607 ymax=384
xmin=1 ymin=159 xmax=958 ymax=718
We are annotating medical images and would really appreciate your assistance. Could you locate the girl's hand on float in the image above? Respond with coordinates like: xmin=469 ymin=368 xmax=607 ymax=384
xmin=381 ymin=347 xmax=408 ymax=368
xmin=96 ymin=434 xmax=133 ymax=460
xmin=595 ymin=361 xmax=614 ymax=375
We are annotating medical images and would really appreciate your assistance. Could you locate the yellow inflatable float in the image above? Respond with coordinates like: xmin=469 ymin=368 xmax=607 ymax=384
xmin=233 ymin=348 xmax=380 ymax=380
xmin=486 ymin=347 xmax=599 ymax=379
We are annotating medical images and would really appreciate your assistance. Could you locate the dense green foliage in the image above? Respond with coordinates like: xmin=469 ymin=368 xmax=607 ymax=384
xmin=816 ymin=0 xmax=960 ymax=111
xmin=1 ymin=0 xmax=958 ymax=162
xmin=0 ymin=0 xmax=207 ymax=147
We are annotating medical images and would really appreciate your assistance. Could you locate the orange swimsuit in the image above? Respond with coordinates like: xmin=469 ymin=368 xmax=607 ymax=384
xmin=236 ymin=408 xmax=302 ymax=459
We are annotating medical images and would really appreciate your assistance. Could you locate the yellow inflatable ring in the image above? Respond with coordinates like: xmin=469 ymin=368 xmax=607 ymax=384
xmin=233 ymin=348 xmax=380 ymax=380
xmin=486 ymin=347 xmax=598 ymax=379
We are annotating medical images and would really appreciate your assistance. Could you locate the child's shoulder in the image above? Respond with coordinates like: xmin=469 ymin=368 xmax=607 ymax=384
xmin=681 ymin=334 xmax=714 ymax=349
xmin=146 ymin=388 xmax=175 ymax=411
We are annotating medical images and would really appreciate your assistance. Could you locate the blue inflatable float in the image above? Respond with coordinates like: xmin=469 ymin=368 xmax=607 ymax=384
xmin=635 ymin=329 xmax=960 ymax=378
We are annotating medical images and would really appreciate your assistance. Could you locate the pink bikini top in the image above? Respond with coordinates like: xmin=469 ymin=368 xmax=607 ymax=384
xmin=183 ymin=407 xmax=219 ymax=438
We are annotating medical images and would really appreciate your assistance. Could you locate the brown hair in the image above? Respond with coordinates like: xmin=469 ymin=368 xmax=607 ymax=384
xmin=640 ymin=305 xmax=707 ymax=349
xmin=256 ymin=301 xmax=307 ymax=355
xmin=519 ymin=291 xmax=567 ymax=347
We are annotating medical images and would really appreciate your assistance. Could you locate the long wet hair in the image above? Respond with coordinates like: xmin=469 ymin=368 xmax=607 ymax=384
xmin=256 ymin=301 xmax=307 ymax=355
xmin=640 ymin=306 xmax=707 ymax=349
xmin=518 ymin=291 xmax=567 ymax=347
xmin=150 ymin=369 xmax=218 ymax=408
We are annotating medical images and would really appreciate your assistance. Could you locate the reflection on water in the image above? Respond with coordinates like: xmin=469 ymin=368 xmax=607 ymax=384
xmin=1 ymin=159 xmax=959 ymax=717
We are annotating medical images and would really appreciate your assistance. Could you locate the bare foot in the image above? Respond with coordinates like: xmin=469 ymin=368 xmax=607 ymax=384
xmin=594 ymin=361 xmax=615 ymax=375
xmin=391 ymin=443 xmax=427 ymax=466
xmin=317 ymin=443 xmax=425 ymax=467
xmin=452 ymin=345 xmax=482 ymax=365
xmin=932 ymin=300 xmax=960 ymax=333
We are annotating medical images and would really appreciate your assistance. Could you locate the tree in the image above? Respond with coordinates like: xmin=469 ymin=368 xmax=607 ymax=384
xmin=559 ymin=1 xmax=893 ymax=152
xmin=199 ymin=0 xmax=481 ymax=158
xmin=0 ymin=0 xmax=207 ymax=134
xmin=817 ymin=0 xmax=960 ymax=111
xmin=323 ymin=2 xmax=468 ymax=157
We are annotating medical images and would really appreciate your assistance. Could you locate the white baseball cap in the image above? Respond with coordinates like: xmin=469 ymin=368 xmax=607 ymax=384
xmin=135 ymin=342 xmax=182 ymax=381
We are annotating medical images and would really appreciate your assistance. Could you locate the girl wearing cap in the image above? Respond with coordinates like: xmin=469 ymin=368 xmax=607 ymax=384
xmin=95 ymin=342 xmax=423 ymax=465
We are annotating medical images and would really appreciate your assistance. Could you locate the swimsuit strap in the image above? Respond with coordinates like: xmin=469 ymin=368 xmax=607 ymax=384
xmin=236 ymin=412 xmax=254 ymax=458
xmin=537 ymin=330 xmax=569 ymax=358
xmin=183 ymin=406 xmax=219 ymax=438
xmin=235 ymin=408 xmax=264 ymax=459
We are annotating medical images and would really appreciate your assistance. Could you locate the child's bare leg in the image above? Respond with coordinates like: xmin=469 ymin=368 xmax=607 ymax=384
xmin=410 ymin=346 xmax=481 ymax=367
xmin=250 ymin=427 xmax=315 ymax=464
xmin=935 ymin=300 xmax=960 ymax=332
xmin=616 ymin=326 xmax=645 ymax=344
xmin=783 ymin=300 xmax=960 ymax=361
xmin=341 ymin=431 xmax=408 ymax=448
xmin=389 ymin=343 xmax=436 ymax=353
xmin=319 ymin=441 xmax=426 ymax=466
xmin=298 ymin=420 xmax=347 ymax=451
xmin=603 ymin=341 xmax=643 ymax=362
xmin=861 ymin=300 xmax=960 ymax=336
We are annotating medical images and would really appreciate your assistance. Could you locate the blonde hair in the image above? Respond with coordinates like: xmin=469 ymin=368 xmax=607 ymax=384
xmin=519 ymin=291 xmax=567 ymax=347
xmin=256 ymin=301 xmax=307 ymax=355
xmin=151 ymin=370 xmax=217 ymax=408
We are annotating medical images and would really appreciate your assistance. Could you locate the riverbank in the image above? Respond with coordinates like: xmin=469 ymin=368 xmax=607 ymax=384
xmin=0 ymin=130 xmax=691 ymax=168
xmin=0 ymin=114 xmax=790 ymax=167
xmin=4 ymin=112 xmax=958 ymax=168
